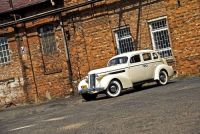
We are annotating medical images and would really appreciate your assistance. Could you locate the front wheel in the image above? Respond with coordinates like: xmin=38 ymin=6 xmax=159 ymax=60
xmin=157 ymin=70 xmax=168 ymax=85
xmin=106 ymin=80 xmax=122 ymax=98
xmin=81 ymin=93 xmax=97 ymax=101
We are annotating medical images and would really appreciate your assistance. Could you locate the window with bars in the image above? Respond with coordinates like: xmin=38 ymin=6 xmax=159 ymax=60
xmin=149 ymin=17 xmax=173 ymax=58
xmin=38 ymin=25 xmax=57 ymax=55
xmin=0 ymin=37 xmax=11 ymax=64
xmin=114 ymin=27 xmax=135 ymax=54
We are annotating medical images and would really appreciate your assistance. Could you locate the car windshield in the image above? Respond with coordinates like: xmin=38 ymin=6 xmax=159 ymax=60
xmin=108 ymin=56 xmax=128 ymax=66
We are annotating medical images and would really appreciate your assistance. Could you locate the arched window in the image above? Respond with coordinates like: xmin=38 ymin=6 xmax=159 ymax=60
xmin=38 ymin=24 xmax=57 ymax=55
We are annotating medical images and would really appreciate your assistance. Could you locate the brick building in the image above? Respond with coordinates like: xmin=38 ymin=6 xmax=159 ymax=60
xmin=0 ymin=0 xmax=199 ymax=107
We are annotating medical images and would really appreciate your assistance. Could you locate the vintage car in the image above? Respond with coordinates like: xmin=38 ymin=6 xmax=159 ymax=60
xmin=78 ymin=50 xmax=175 ymax=101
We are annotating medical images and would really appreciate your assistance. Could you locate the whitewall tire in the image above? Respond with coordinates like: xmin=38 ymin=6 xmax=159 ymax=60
xmin=106 ymin=80 xmax=122 ymax=97
xmin=157 ymin=70 xmax=168 ymax=85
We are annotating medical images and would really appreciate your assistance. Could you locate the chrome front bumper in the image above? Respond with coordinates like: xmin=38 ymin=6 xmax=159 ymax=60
xmin=79 ymin=87 xmax=105 ymax=94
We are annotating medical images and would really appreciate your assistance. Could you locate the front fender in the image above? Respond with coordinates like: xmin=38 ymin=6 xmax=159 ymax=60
xmin=78 ymin=79 xmax=88 ymax=92
xmin=154 ymin=64 xmax=174 ymax=80
xmin=99 ymin=74 xmax=132 ymax=89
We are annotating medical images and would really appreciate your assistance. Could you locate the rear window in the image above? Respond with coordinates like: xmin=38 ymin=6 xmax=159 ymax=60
xmin=108 ymin=56 xmax=128 ymax=66
xmin=142 ymin=53 xmax=152 ymax=61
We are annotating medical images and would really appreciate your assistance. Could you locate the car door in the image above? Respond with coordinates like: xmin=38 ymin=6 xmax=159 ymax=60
xmin=129 ymin=54 xmax=146 ymax=83
xmin=142 ymin=52 xmax=156 ymax=80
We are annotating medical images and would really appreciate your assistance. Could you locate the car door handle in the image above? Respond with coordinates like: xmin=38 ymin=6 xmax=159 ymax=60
xmin=143 ymin=64 xmax=148 ymax=67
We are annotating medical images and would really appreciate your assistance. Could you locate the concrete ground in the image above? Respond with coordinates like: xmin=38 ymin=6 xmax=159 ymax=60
xmin=0 ymin=77 xmax=200 ymax=134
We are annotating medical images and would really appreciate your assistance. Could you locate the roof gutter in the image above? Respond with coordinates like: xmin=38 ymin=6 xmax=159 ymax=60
xmin=0 ymin=0 xmax=103 ymax=28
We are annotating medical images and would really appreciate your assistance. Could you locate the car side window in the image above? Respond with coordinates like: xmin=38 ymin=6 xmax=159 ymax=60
xmin=108 ymin=56 xmax=128 ymax=66
xmin=130 ymin=55 xmax=141 ymax=63
xmin=153 ymin=53 xmax=158 ymax=59
xmin=142 ymin=53 xmax=152 ymax=61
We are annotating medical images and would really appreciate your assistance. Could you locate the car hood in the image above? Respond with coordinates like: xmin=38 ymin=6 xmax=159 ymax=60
xmin=88 ymin=64 xmax=127 ymax=75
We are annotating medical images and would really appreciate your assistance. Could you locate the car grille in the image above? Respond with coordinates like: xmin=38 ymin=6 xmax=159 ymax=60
xmin=89 ymin=74 xmax=96 ymax=88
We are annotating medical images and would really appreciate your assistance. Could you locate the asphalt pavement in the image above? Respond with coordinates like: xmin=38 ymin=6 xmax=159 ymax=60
xmin=0 ymin=77 xmax=200 ymax=134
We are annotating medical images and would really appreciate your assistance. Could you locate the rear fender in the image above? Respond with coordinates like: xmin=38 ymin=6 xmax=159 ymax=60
xmin=154 ymin=64 xmax=173 ymax=80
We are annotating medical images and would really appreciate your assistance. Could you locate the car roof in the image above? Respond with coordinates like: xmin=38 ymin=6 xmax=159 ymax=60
xmin=111 ymin=50 xmax=155 ymax=59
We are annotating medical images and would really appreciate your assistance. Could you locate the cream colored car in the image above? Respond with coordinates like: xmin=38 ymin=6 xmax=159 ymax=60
xmin=78 ymin=50 xmax=175 ymax=101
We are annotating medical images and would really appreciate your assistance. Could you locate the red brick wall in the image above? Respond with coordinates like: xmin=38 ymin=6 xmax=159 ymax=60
xmin=22 ymin=16 xmax=73 ymax=102
xmin=0 ymin=27 xmax=26 ymax=106
xmin=65 ymin=0 xmax=170 ymax=82
xmin=65 ymin=0 xmax=200 ymax=79
xmin=0 ymin=16 xmax=73 ymax=107
xmin=66 ymin=16 xmax=116 ymax=81
xmin=166 ymin=0 xmax=200 ymax=75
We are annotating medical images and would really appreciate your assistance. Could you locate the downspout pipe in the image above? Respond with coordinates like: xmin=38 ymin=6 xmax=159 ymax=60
xmin=23 ymin=23 xmax=40 ymax=102
xmin=59 ymin=15 xmax=73 ymax=94
xmin=135 ymin=0 xmax=142 ymax=50
xmin=9 ymin=0 xmax=39 ymax=103
xmin=0 ymin=0 xmax=103 ymax=28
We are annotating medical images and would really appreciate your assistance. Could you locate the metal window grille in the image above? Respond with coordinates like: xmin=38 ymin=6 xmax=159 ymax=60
xmin=149 ymin=18 xmax=173 ymax=58
xmin=38 ymin=25 xmax=57 ymax=55
xmin=114 ymin=27 xmax=135 ymax=54
xmin=0 ymin=37 xmax=11 ymax=64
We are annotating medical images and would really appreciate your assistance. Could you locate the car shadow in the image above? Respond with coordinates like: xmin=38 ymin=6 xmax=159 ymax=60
xmin=92 ymin=81 xmax=175 ymax=101
xmin=122 ymin=81 xmax=175 ymax=95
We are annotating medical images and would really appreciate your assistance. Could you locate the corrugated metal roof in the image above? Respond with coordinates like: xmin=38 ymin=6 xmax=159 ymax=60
xmin=0 ymin=0 xmax=48 ymax=14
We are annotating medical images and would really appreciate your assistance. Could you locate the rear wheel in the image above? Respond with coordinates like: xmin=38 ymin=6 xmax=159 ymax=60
xmin=81 ymin=93 xmax=97 ymax=101
xmin=157 ymin=70 xmax=168 ymax=85
xmin=106 ymin=80 xmax=122 ymax=97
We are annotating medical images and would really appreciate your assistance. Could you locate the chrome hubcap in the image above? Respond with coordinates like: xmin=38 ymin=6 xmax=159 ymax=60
xmin=109 ymin=84 xmax=118 ymax=94
xmin=160 ymin=72 xmax=166 ymax=83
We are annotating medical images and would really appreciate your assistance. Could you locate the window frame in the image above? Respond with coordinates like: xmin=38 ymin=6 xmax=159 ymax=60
xmin=113 ymin=26 xmax=135 ymax=54
xmin=142 ymin=53 xmax=152 ymax=61
xmin=148 ymin=16 xmax=173 ymax=59
xmin=0 ymin=37 xmax=11 ymax=65
xmin=38 ymin=24 xmax=57 ymax=55
xmin=107 ymin=56 xmax=128 ymax=67
xmin=130 ymin=54 xmax=141 ymax=64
